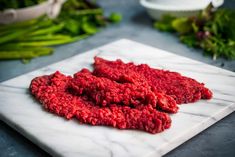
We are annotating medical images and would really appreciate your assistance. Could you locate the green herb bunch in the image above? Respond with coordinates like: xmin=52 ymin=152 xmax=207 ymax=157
xmin=0 ymin=0 xmax=122 ymax=62
xmin=154 ymin=3 xmax=235 ymax=60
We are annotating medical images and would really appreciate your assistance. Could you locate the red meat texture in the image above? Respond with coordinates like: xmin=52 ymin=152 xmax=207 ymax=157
xmin=30 ymin=71 xmax=171 ymax=134
xmin=70 ymin=69 xmax=178 ymax=113
xmin=93 ymin=57 xmax=213 ymax=104
xmin=30 ymin=57 xmax=213 ymax=134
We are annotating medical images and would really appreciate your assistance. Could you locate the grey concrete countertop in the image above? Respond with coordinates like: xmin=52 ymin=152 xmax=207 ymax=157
xmin=0 ymin=0 xmax=235 ymax=157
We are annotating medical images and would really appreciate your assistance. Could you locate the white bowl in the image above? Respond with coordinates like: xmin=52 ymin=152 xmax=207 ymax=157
xmin=0 ymin=0 xmax=65 ymax=24
xmin=140 ymin=0 xmax=224 ymax=20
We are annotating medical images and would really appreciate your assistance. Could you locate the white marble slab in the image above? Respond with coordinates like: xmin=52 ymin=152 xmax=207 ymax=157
xmin=0 ymin=39 xmax=235 ymax=157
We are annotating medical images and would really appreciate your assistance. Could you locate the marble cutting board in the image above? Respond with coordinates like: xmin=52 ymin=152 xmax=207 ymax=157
xmin=0 ymin=39 xmax=235 ymax=157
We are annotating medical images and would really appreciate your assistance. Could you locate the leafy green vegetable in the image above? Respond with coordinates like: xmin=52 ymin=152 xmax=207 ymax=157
xmin=153 ymin=14 xmax=175 ymax=32
xmin=213 ymin=9 xmax=235 ymax=40
xmin=0 ymin=47 xmax=53 ymax=60
xmin=154 ymin=3 xmax=235 ymax=60
xmin=0 ymin=0 xmax=122 ymax=62
xmin=180 ymin=35 xmax=198 ymax=47
xmin=63 ymin=19 xmax=81 ymax=35
xmin=0 ymin=29 xmax=31 ymax=44
xmin=81 ymin=17 xmax=98 ymax=34
xmin=109 ymin=12 xmax=122 ymax=23
xmin=172 ymin=18 xmax=192 ymax=34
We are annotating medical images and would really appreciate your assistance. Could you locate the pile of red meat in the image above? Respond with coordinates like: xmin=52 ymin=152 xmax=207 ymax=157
xmin=30 ymin=57 xmax=213 ymax=134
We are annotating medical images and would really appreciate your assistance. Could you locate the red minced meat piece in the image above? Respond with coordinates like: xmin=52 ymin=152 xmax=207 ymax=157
xmin=70 ymin=69 xmax=157 ymax=107
xmin=30 ymin=71 xmax=171 ymax=134
xmin=93 ymin=57 xmax=213 ymax=104
xmin=92 ymin=57 xmax=178 ymax=113
xmin=70 ymin=68 xmax=178 ymax=113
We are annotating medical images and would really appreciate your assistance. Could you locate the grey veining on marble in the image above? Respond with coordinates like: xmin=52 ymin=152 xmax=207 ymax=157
xmin=1 ymin=1 xmax=235 ymax=156
xmin=0 ymin=39 xmax=235 ymax=157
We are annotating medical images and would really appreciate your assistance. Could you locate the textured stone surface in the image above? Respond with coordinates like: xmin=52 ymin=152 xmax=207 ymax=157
xmin=0 ymin=39 xmax=235 ymax=157
xmin=0 ymin=1 xmax=235 ymax=157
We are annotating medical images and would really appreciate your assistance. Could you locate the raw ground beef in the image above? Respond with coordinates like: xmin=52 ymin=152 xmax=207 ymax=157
xmin=70 ymin=68 xmax=178 ymax=113
xmin=30 ymin=71 xmax=171 ymax=134
xmin=93 ymin=57 xmax=213 ymax=104
xmin=30 ymin=56 xmax=213 ymax=134
xmin=70 ymin=69 xmax=157 ymax=107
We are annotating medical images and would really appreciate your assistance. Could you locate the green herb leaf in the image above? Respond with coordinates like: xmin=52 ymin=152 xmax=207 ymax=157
xmin=64 ymin=19 xmax=81 ymax=35
xmin=154 ymin=3 xmax=235 ymax=60
xmin=109 ymin=12 xmax=122 ymax=23
xmin=153 ymin=14 xmax=176 ymax=32
xmin=172 ymin=18 xmax=192 ymax=34
xmin=81 ymin=17 xmax=98 ymax=34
